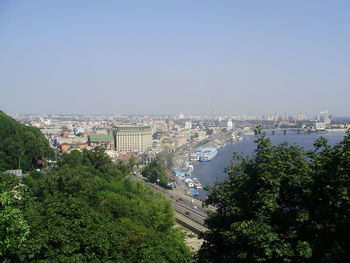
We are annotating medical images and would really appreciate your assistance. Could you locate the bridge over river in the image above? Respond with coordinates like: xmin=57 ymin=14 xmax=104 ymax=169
xmin=265 ymin=128 xmax=327 ymax=135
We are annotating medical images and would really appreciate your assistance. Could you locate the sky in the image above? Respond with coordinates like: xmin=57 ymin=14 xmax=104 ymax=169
xmin=0 ymin=0 xmax=349 ymax=116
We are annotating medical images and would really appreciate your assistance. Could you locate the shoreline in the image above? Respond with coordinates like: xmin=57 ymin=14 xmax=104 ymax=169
xmin=171 ymin=131 xmax=235 ymax=200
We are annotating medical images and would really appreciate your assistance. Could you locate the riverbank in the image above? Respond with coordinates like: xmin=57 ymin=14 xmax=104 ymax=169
xmin=192 ymin=131 xmax=347 ymax=199
xmin=171 ymin=130 xmax=235 ymax=200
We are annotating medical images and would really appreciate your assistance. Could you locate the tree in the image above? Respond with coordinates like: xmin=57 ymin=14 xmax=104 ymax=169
xmin=15 ymin=151 xmax=191 ymax=263
xmin=0 ymin=111 xmax=54 ymax=172
xmin=197 ymin=128 xmax=350 ymax=263
xmin=0 ymin=173 xmax=29 ymax=261
xmin=156 ymin=151 xmax=175 ymax=170
xmin=142 ymin=158 xmax=170 ymax=186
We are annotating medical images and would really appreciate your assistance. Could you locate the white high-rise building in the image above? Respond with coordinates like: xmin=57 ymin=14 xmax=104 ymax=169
xmin=184 ymin=121 xmax=192 ymax=130
xmin=320 ymin=111 xmax=331 ymax=125
xmin=227 ymin=119 xmax=233 ymax=130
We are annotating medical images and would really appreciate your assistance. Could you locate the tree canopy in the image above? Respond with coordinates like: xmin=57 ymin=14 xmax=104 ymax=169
xmin=0 ymin=173 xmax=29 ymax=262
xmin=141 ymin=152 xmax=173 ymax=187
xmin=197 ymin=128 xmax=350 ymax=263
xmin=0 ymin=111 xmax=54 ymax=172
xmin=7 ymin=149 xmax=191 ymax=262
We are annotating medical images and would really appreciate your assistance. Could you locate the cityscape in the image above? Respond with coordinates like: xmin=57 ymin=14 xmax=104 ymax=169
xmin=1 ymin=1 xmax=350 ymax=262
xmin=10 ymin=111 xmax=350 ymax=158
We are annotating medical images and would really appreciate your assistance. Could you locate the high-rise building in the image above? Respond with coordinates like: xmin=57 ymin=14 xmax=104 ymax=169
xmin=113 ymin=126 xmax=152 ymax=152
xmin=184 ymin=121 xmax=192 ymax=129
xmin=320 ymin=110 xmax=331 ymax=125
xmin=227 ymin=119 xmax=233 ymax=130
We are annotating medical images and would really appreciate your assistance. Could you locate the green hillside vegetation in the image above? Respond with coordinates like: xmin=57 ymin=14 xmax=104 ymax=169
xmin=0 ymin=112 xmax=191 ymax=262
xmin=197 ymin=128 xmax=350 ymax=263
xmin=0 ymin=111 xmax=54 ymax=172
xmin=1 ymin=148 xmax=191 ymax=262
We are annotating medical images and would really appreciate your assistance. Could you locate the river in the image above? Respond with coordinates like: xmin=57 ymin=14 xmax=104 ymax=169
xmin=192 ymin=131 xmax=347 ymax=199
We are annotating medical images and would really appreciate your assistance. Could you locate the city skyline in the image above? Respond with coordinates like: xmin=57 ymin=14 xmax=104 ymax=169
xmin=1 ymin=1 xmax=349 ymax=115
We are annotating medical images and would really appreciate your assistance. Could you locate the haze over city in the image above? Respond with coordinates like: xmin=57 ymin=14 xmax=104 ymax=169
xmin=1 ymin=0 xmax=349 ymax=116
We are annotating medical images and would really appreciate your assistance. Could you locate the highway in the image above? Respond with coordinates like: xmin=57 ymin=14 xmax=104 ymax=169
xmin=146 ymin=181 xmax=211 ymax=233
xmin=175 ymin=212 xmax=208 ymax=235
xmin=173 ymin=201 xmax=207 ymax=225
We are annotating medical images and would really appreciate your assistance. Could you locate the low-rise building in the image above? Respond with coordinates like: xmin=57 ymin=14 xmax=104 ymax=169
xmin=60 ymin=142 xmax=71 ymax=153
xmin=88 ymin=134 xmax=114 ymax=149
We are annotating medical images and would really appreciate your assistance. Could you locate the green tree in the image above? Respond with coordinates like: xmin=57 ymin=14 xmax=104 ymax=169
xmin=0 ymin=111 xmax=54 ymax=171
xmin=14 ymin=150 xmax=191 ymax=263
xmin=156 ymin=151 xmax=175 ymax=170
xmin=197 ymin=128 xmax=350 ymax=263
xmin=142 ymin=158 xmax=170 ymax=186
xmin=0 ymin=173 xmax=30 ymax=261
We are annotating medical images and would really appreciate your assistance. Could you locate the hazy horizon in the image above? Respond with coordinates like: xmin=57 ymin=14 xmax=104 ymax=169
xmin=1 ymin=1 xmax=349 ymax=116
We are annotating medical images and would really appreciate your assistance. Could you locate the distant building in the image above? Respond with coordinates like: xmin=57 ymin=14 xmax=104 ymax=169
xmin=160 ymin=137 xmax=176 ymax=150
xmin=4 ymin=169 xmax=23 ymax=177
xmin=74 ymin=127 xmax=85 ymax=135
xmin=113 ymin=126 xmax=152 ymax=152
xmin=315 ymin=122 xmax=327 ymax=130
xmin=70 ymin=143 xmax=89 ymax=152
xmin=62 ymin=131 xmax=69 ymax=138
xmin=60 ymin=142 xmax=71 ymax=153
xmin=88 ymin=134 xmax=114 ymax=149
xmin=227 ymin=119 xmax=233 ymax=130
xmin=184 ymin=121 xmax=192 ymax=129
xmin=175 ymin=136 xmax=187 ymax=147
xmin=105 ymin=150 xmax=119 ymax=159
xmin=4 ymin=169 xmax=28 ymax=180
xmin=321 ymin=110 xmax=331 ymax=125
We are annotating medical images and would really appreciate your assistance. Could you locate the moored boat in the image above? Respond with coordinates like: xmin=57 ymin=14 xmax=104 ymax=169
xmin=199 ymin=147 xmax=218 ymax=162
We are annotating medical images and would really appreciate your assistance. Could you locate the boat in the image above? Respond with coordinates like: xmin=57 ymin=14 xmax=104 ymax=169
xmin=189 ymin=152 xmax=201 ymax=161
xmin=190 ymin=189 xmax=199 ymax=198
xmin=193 ymin=177 xmax=202 ymax=189
xmin=199 ymin=147 xmax=218 ymax=162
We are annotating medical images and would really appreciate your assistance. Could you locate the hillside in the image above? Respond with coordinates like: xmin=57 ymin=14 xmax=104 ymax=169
xmin=0 ymin=111 xmax=54 ymax=171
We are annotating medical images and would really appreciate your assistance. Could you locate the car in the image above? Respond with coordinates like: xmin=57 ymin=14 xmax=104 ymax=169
xmin=185 ymin=211 xmax=190 ymax=215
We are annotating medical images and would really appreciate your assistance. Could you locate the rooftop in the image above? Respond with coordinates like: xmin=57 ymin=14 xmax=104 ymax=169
xmin=89 ymin=134 xmax=114 ymax=141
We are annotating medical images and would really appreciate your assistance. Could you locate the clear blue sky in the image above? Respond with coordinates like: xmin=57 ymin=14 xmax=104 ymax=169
xmin=0 ymin=0 xmax=349 ymax=116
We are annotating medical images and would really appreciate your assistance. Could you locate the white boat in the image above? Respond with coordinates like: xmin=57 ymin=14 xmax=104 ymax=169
xmin=199 ymin=147 xmax=218 ymax=162
xmin=189 ymin=152 xmax=200 ymax=161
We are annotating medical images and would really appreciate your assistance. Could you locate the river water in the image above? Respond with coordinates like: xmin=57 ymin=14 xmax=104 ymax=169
xmin=192 ymin=131 xmax=347 ymax=199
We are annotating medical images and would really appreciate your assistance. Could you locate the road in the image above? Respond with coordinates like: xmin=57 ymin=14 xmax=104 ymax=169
xmin=146 ymin=182 xmax=213 ymax=234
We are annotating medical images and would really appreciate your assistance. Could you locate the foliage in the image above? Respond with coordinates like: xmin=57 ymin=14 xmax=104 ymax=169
xmin=197 ymin=128 xmax=350 ymax=263
xmin=12 ymin=149 xmax=191 ymax=262
xmin=141 ymin=151 xmax=174 ymax=186
xmin=0 ymin=111 xmax=54 ymax=171
xmin=142 ymin=158 xmax=170 ymax=186
xmin=0 ymin=173 xmax=29 ymax=261
xmin=156 ymin=151 xmax=175 ymax=170
xmin=116 ymin=155 xmax=137 ymax=175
